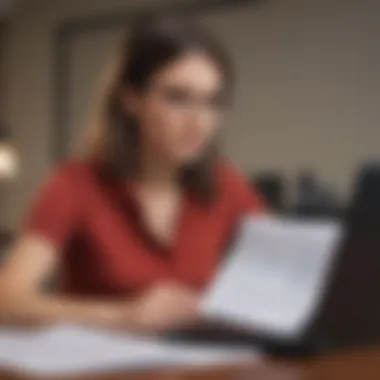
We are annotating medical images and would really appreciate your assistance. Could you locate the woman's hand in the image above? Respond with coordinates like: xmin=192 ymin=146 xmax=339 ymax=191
xmin=129 ymin=282 xmax=201 ymax=334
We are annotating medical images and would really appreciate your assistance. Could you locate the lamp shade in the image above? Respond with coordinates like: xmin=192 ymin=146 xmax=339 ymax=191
xmin=0 ymin=123 xmax=18 ymax=180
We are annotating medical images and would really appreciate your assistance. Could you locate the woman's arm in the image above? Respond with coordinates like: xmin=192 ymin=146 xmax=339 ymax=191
xmin=0 ymin=234 xmax=132 ymax=329
xmin=0 ymin=234 xmax=200 ymax=332
xmin=0 ymin=164 xmax=199 ymax=332
xmin=0 ymin=166 xmax=139 ymax=329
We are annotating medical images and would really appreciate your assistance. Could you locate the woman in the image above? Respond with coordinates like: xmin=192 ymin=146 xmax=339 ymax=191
xmin=0 ymin=18 xmax=265 ymax=333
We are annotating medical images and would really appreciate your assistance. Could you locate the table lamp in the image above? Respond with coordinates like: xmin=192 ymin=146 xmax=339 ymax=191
xmin=0 ymin=123 xmax=18 ymax=255
xmin=0 ymin=123 xmax=18 ymax=180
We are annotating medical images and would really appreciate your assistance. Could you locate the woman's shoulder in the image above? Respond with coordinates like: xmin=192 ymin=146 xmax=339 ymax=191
xmin=47 ymin=160 xmax=94 ymax=182
xmin=24 ymin=161 xmax=95 ymax=245
xmin=40 ymin=160 xmax=96 ymax=195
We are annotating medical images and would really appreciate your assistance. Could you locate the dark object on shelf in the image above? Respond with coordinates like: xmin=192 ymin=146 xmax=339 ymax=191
xmin=252 ymin=173 xmax=284 ymax=212
xmin=293 ymin=171 xmax=341 ymax=218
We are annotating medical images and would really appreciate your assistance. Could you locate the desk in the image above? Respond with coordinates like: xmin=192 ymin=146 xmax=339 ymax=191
xmin=1 ymin=348 xmax=380 ymax=380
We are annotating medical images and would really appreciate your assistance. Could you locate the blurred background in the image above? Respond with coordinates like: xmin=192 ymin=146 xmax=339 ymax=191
xmin=0 ymin=0 xmax=379 ymax=251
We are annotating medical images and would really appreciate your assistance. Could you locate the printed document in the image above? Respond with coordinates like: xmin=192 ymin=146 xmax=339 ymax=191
xmin=202 ymin=217 xmax=342 ymax=338
xmin=0 ymin=324 xmax=257 ymax=375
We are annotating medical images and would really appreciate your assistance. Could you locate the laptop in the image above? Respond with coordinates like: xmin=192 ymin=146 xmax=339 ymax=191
xmin=168 ymin=163 xmax=380 ymax=357
xmin=311 ymin=162 xmax=380 ymax=351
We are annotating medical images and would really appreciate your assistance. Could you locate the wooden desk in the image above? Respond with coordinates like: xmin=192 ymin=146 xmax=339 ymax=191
xmin=1 ymin=348 xmax=380 ymax=380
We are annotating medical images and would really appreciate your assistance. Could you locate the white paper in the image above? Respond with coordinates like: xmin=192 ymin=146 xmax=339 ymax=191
xmin=0 ymin=324 xmax=258 ymax=375
xmin=202 ymin=216 xmax=342 ymax=339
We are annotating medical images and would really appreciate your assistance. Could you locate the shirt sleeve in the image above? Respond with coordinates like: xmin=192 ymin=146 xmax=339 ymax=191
xmin=22 ymin=164 xmax=82 ymax=249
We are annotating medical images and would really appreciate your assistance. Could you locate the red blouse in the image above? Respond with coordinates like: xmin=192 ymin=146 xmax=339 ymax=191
xmin=23 ymin=161 xmax=265 ymax=298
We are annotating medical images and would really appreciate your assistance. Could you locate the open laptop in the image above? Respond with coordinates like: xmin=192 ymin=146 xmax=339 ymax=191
xmin=311 ymin=162 xmax=380 ymax=351
xmin=168 ymin=162 xmax=380 ymax=357
xmin=255 ymin=161 xmax=380 ymax=356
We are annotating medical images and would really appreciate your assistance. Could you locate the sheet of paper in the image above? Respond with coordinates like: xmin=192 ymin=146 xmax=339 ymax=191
xmin=0 ymin=324 xmax=258 ymax=375
xmin=202 ymin=216 xmax=342 ymax=339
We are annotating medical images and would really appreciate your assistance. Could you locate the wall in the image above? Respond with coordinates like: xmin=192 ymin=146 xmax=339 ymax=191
xmin=0 ymin=19 xmax=5 ymax=116
xmin=2 ymin=0 xmax=380 ymax=230
xmin=0 ymin=19 xmax=8 ymax=223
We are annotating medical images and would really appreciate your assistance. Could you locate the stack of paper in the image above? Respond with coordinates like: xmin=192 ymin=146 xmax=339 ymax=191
xmin=202 ymin=216 xmax=342 ymax=339
xmin=0 ymin=324 xmax=258 ymax=375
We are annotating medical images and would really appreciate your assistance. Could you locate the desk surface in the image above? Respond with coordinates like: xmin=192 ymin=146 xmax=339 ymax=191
xmin=1 ymin=348 xmax=380 ymax=380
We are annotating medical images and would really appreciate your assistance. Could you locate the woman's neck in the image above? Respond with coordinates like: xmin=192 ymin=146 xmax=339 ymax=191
xmin=137 ymin=151 xmax=179 ymax=190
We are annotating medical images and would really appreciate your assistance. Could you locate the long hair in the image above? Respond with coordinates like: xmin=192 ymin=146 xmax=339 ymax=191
xmin=82 ymin=17 xmax=233 ymax=204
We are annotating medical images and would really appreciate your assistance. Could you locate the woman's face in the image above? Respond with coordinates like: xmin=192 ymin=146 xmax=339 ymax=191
xmin=124 ymin=53 xmax=226 ymax=165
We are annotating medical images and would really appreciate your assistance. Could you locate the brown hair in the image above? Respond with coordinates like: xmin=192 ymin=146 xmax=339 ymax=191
xmin=82 ymin=17 xmax=233 ymax=204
